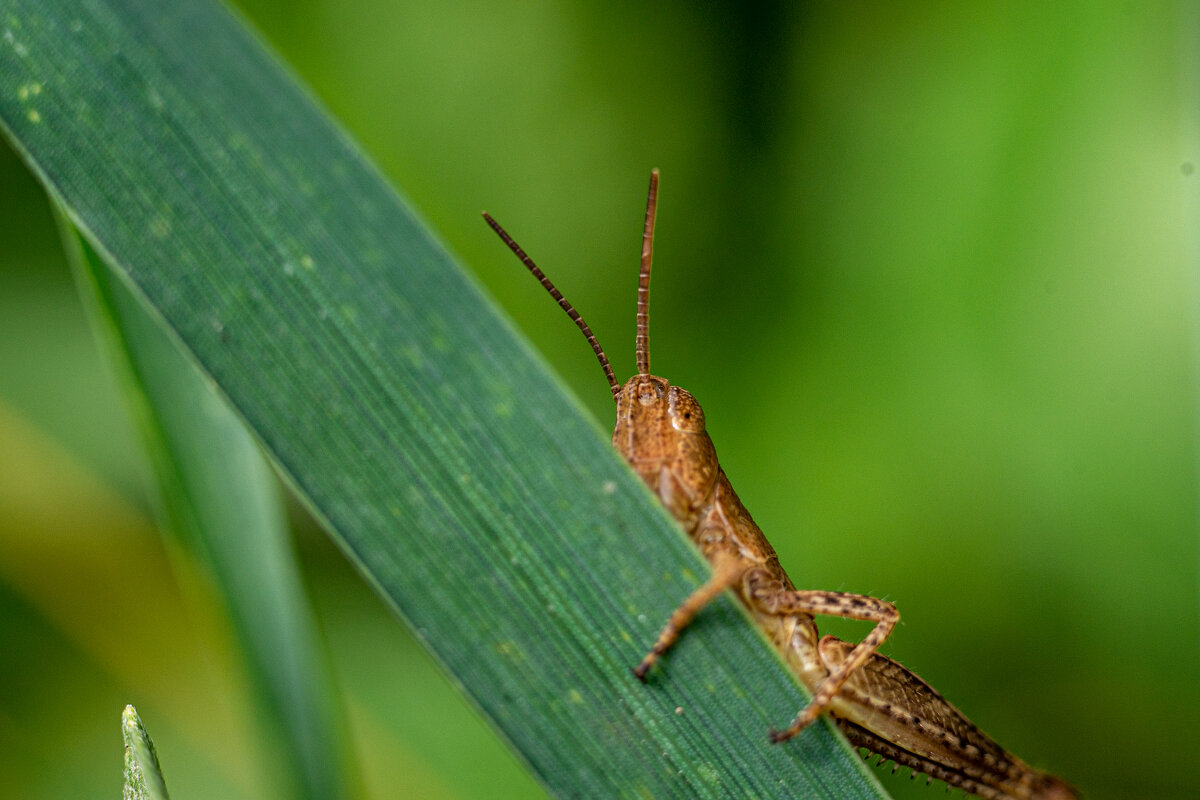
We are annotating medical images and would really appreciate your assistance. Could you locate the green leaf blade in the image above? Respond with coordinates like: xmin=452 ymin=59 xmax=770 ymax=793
xmin=62 ymin=218 xmax=358 ymax=800
xmin=122 ymin=705 xmax=170 ymax=800
xmin=0 ymin=1 xmax=887 ymax=797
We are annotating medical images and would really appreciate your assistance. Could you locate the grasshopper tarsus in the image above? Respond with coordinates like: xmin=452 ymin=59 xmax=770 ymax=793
xmin=766 ymin=728 xmax=792 ymax=745
xmin=485 ymin=170 xmax=1076 ymax=800
xmin=769 ymin=708 xmax=820 ymax=743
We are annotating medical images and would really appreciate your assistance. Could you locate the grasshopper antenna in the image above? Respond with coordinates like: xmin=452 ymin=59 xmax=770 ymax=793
xmin=636 ymin=168 xmax=659 ymax=377
xmin=483 ymin=211 xmax=621 ymax=400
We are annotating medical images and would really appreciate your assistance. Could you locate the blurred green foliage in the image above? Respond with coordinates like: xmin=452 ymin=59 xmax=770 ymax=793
xmin=0 ymin=2 xmax=1195 ymax=799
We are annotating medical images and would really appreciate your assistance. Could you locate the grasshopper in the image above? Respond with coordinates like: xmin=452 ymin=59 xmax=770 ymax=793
xmin=484 ymin=170 xmax=1076 ymax=800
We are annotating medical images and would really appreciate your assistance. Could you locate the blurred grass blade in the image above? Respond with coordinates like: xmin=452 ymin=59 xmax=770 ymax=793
xmin=122 ymin=705 xmax=170 ymax=800
xmin=0 ymin=1 xmax=886 ymax=797
xmin=59 ymin=214 xmax=358 ymax=800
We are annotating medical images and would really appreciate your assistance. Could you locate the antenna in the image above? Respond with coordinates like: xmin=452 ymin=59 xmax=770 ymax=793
xmin=482 ymin=211 xmax=621 ymax=400
xmin=636 ymin=169 xmax=659 ymax=377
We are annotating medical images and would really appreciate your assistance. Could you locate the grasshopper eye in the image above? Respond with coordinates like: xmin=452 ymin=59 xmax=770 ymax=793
xmin=668 ymin=387 xmax=706 ymax=433
xmin=636 ymin=379 xmax=665 ymax=406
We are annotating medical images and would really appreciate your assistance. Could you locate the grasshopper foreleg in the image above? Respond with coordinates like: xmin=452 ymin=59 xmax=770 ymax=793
xmin=744 ymin=570 xmax=899 ymax=743
xmin=632 ymin=554 xmax=746 ymax=681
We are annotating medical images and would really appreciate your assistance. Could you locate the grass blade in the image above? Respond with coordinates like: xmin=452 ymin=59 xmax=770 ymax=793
xmin=0 ymin=1 xmax=886 ymax=796
xmin=60 ymin=213 xmax=359 ymax=800
xmin=122 ymin=705 xmax=170 ymax=800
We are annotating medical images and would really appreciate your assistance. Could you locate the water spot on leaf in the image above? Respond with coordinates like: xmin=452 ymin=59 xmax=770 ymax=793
xmin=493 ymin=640 xmax=524 ymax=662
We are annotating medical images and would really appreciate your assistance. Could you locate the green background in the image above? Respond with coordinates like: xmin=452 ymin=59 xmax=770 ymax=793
xmin=0 ymin=2 xmax=1195 ymax=799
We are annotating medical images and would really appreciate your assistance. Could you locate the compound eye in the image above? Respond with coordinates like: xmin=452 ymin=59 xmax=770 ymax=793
xmin=636 ymin=377 xmax=666 ymax=406
xmin=669 ymin=387 xmax=706 ymax=433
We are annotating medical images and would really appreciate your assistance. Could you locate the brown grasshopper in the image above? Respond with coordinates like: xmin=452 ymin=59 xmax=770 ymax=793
xmin=484 ymin=170 xmax=1076 ymax=800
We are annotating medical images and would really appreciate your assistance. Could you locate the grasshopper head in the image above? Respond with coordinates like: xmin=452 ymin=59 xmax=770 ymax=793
xmin=613 ymin=375 xmax=705 ymax=447
xmin=488 ymin=169 xmax=724 ymax=519
xmin=613 ymin=374 xmax=718 ymax=531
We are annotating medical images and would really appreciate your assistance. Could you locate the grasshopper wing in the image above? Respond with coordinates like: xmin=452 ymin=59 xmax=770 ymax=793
xmin=819 ymin=637 xmax=1076 ymax=800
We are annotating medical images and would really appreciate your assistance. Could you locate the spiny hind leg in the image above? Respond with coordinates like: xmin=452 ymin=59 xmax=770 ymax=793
xmin=633 ymin=552 xmax=746 ymax=681
xmin=745 ymin=570 xmax=899 ymax=742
